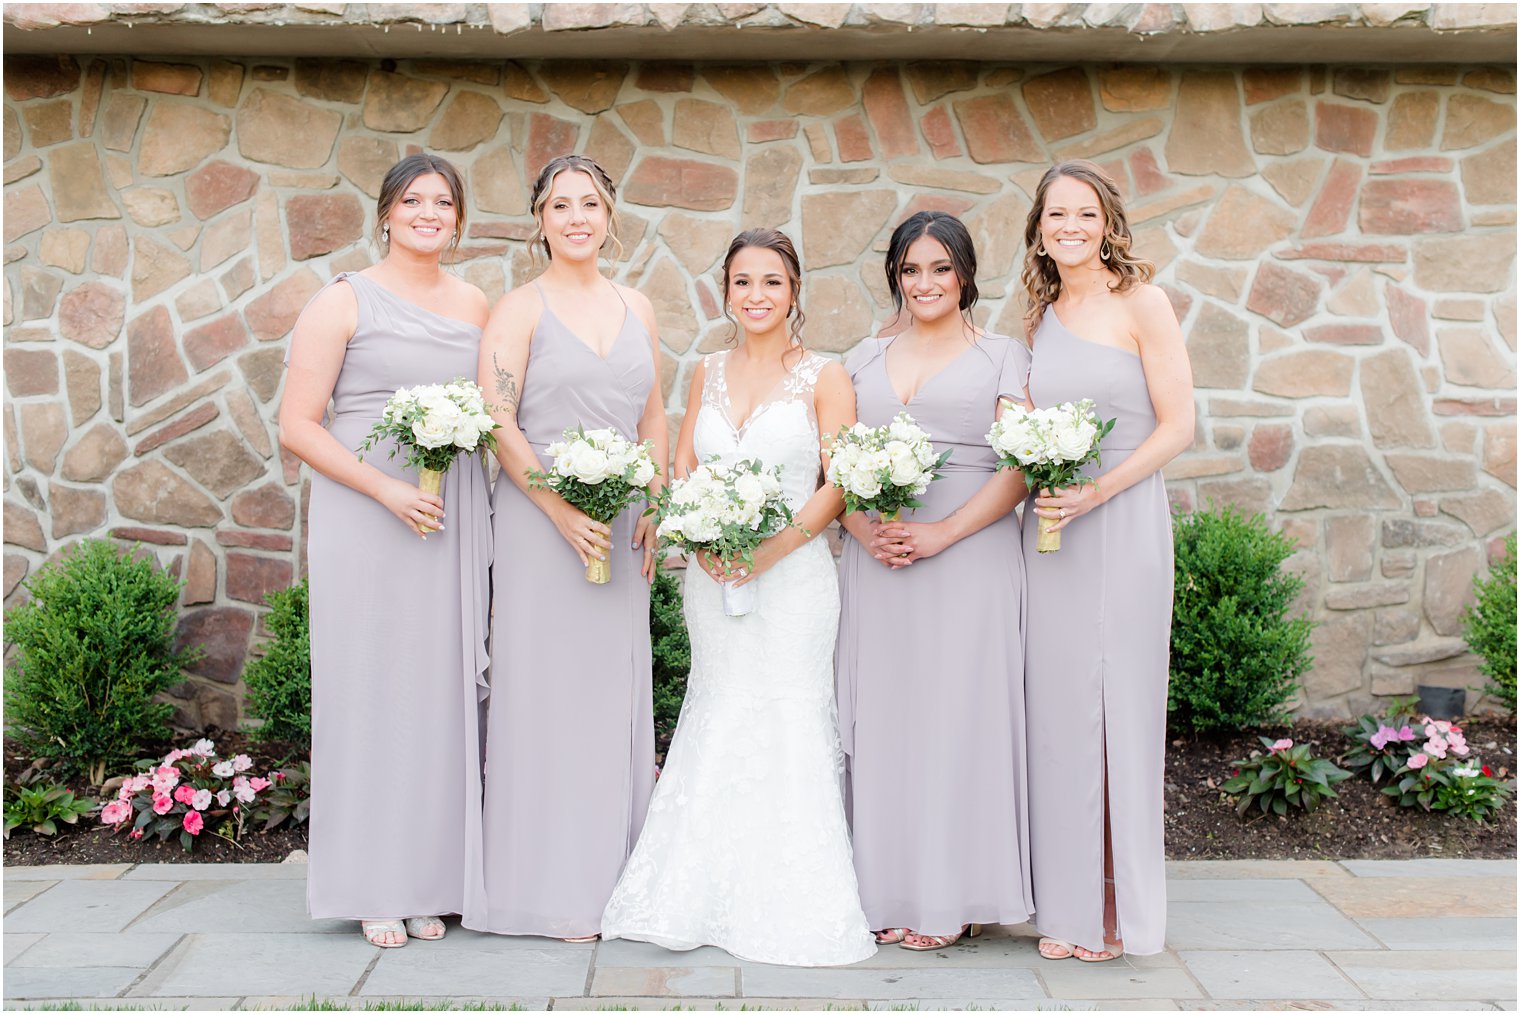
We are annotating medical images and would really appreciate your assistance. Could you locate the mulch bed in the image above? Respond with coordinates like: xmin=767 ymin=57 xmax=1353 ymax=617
xmin=5 ymin=719 xmax=1514 ymax=867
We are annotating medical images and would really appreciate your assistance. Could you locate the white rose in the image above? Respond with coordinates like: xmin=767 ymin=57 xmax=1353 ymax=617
xmin=847 ymin=465 xmax=883 ymax=499
xmin=734 ymin=472 xmax=765 ymax=506
xmin=412 ymin=407 xmax=460 ymax=449
xmin=1052 ymin=422 xmax=1094 ymax=461
xmin=886 ymin=443 xmax=922 ymax=486
xmin=685 ymin=512 xmax=721 ymax=542
xmin=563 ymin=441 xmax=612 ymax=483
xmin=630 ymin=458 xmax=656 ymax=486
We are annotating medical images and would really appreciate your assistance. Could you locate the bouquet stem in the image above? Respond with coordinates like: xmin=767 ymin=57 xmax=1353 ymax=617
xmin=879 ymin=509 xmax=900 ymax=523
xmin=417 ymin=467 xmax=444 ymax=533
xmin=1036 ymin=513 xmax=1062 ymax=553
xmin=586 ymin=554 xmax=611 ymax=585
xmin=722 ymin=579 xmax=757 ymax=617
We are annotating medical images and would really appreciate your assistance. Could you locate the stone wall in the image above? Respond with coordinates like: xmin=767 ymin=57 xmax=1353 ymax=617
xmin=2 ymin=53 xmax=1515 ymax=725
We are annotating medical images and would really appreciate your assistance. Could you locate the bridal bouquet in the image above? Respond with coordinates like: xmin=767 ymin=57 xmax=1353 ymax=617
xmin=357 ymin=378 xmax=499 ymax=531
xmin=527 ymin=426 xmax=660 ymax=584
xmin=653 ymin=457 xmax=792 ymax=616
xmin=986 ymin=398 xmax=1114 ymax=553
xmin=827 ymin=411 xmax=951 ymax=522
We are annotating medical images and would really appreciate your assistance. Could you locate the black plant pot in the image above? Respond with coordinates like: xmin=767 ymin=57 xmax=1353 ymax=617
xmin=1416 ymin=685 xmax=1466 ymax=721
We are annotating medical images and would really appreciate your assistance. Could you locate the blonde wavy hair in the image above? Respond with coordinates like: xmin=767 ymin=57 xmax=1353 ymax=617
xmin=1019 ymin=160 xmax=1154 ymax=340
xmin=527 ymin=154 xmax=624 ymax=265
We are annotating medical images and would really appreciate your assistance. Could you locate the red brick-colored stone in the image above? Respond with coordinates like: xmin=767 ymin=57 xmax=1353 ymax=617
xmin=833 ymin=113 xmax=873 ymax=163
xmin=1275 ymin=243 xmax=1407 ymax=264
xmin=862 ymin=67 xmax=917 ymax=158
xmin=1248 ymin=424 xmax=1294 ymax=472
xmin=1245 ymin=262 xmax=1322 ymax=327
xmin=175 ymin=606 xmax=255 ymax=683
xmin=1315 ymin=101 xmax=1378 ymax=156
xmin=953 ymin=93 xmax=1043 ymax=165
xmin=524 ymin=112 xmax=580 ymax=178
xmin=1243 ymin=67 xmax=1302 ymax=105
xmin=225 ymin=552 xmax=293 ymax=605
xmin=110 ymin=526 xmax=189 ymax=546
xmin=4 ymin=56 xmax=80 ymax=100
xmin=1300 ymin=159 xmax=1361 ymax=239
xmin=185 ymin=161 xmax=259 ymax=220
xmin=132 ymin=61 xmax=202 ymax=96
xmin=1433 ymin=397 xmax=1516 ymax=417
xmin=1386 ymin=285 xmax=1431 ymax=357
xmin=635 ymin=62 xmax=693 ymax=93
xmin=231 ymin=482 xmax=296 ymax=530
xmin=919 ymin=105 xmax=961 ymax=160
xmin=1128 ymin=147 xmax=1168 ymax=195
xmin=286 ymin=193 xmax=365 ymax=260
xmin=217 ymin=530 xmax=294 ymax=551
xmin=624 ymin=156 xmax=739 ymax=212
xmin=183 ymin=538 xmax=215 ymax=605
xmin=5 ymin=348 xmax=58 ymax=397
xmin=244 ymin=267 xmax=322 ymax=343
xmin=127 ymin=305 xmax=188 ymax=407
xmin=49 ymin=483 xmax=107 ymax=538
xmin=1370 ymin=156 xmax=1454 ymax=175
xmin=1307 ymin=323 xmax=1384 ymax=346
xmin=133 ymin=403 xmax=219 ymax=457
xmin=1358 ymin=178 xmax=1464 ymax=235
xmin=746 ymin=119 xmax=797 ymax=143
xmin=1023 ymin=67 xmax=1096 ymax=142
xmin=183 ymin=313 xmax=250 ymax=373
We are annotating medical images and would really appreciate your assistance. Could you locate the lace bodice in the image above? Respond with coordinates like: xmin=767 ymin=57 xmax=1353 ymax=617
xmin=692 ymin=349 xmax=830 ymax=513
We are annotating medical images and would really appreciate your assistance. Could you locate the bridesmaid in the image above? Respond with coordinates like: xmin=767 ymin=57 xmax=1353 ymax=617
xmin=278 ymin=154 xmax=491 ymax=948
xmin=467 ymin=154 xmax=668 ymax=940
xmin=836 ymin=211 xmax=1034 ymax=951
xmin=1019 ymin=160 xmax=1193 ymax=962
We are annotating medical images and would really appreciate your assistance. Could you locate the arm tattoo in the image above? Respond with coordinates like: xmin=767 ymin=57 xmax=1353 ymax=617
xmin=491 ymin=351 xmax=520 ymax=414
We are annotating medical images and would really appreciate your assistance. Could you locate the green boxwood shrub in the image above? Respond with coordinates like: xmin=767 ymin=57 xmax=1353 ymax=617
xmin=243 ymin=578 xmax=312 ymax=746
xmin=1464 ymin=533 xmax=1516 ymax=713
xmin=1169 ymin=503 xmax=1314 ymax=734
xmin=4 ymin=540 xmax=198 ymax=783
xmin=651 ymin=567 xmax=690 ymax=744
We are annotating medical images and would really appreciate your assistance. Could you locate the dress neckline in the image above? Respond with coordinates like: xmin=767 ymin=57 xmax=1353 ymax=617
xmin=344 ymin=271 xmax=481 ymax=331
xmin=880 ymin=335 xmax=983 ymax=407
xmin=714 ymin=348 xmax=816 ymax=437
xmin=1044 ymin=305 xmax=1139 ymax=360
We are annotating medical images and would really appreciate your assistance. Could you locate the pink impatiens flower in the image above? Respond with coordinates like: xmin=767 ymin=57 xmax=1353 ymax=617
xmin=151 ymin=792 xmax=174 ymax=815
xmin=182 ymin=810 xmax=204 ymax=835
xmin=232 ymin=777 xmax=256 ymax=804
xmin=1408 ymin=752 xmax=1429 ymax=770
xmin=1270 ymin=738 xmax=1294 ymax=752
xmin=100 ymin=800 xmax=131 ymax=825
xmin=1397 ymin=725 xmax=1416 ymax=742
xmin=247 ymin=777 xmax=271 ymax=793
xmin=216 ymin=789 xmax=231 ymax=807
xmin=231 ymin=754 xmax=253 ymax=774
xmin=191 ymin=789 xmax=213 ymax=811
xmin=212 ymin=760 xmax=235 ymax=778
xmin=1424 ymin=737 xmax=1448 ymax=759
xmin=173 ymin=784 xmax=197 ymax=805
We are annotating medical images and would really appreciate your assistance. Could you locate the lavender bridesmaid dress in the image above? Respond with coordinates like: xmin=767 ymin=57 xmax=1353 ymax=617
xmin=835 ymin=335 xmax=1035 ymax=937
xmin=1022 ymin=306 xmax=1173 ymax=957
xmin=303 ymin=272 xmax=491 ymax=920
xmin=466 ymin=285 xmax=656 ymax=938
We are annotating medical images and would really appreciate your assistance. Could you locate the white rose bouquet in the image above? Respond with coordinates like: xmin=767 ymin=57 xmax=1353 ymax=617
xmin=826 ymin=411 xmax=951 ymax=522
xmin=526 ymin=426 xmax=661 ymax=584
xmin=652 ymin=457 xmax=792 ymax=616
xmin=986 ymin=398 xmax=1115 ymax=553
xmin=357 ymin=377 xmax=500 ymax=531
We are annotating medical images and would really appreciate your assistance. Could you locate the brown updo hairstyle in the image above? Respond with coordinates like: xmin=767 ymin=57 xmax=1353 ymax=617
xmin=527 ymin=154 xmax=623 ymax=263
xmin=1019 ymin=159 xmax=1154 ymax=339
xmin=375 ymin=153 xmax=467 ymax=257
xmin=720 ymin=228 xmax=807 ymax=361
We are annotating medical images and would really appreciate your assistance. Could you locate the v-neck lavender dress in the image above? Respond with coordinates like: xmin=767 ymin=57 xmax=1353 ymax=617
xmin=303 ymin=271 xmax=491 ymax=921
xmin=465 ymin=289 xmax=656 ymax=938
xmin=835 ymin=334 xmax=1035 ymax=937
xmin=1022 ymin=306 xmax=1173 ymax=957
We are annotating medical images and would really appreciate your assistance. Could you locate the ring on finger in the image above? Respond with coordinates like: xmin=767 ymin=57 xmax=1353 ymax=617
xmin=1059 ymin=508 xmax=1067 ymax=519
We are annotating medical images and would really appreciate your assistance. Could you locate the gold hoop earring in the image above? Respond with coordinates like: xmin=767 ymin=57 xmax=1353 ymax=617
xmin=1100 ymin=241 xmax=1111 ymax=261
xmin=1036 ymin=243 xmax=1047 ymax=257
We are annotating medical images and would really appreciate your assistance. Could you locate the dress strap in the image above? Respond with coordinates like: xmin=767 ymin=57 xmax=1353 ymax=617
xmin=700 ymin=350 xmax=729 ymax=411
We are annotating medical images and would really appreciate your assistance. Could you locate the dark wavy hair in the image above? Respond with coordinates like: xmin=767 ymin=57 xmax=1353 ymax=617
xmin=527 ymin=153 xmax=623 ymax=262
xmin=375 ymin=153 xmax=466 ymax=256
xmin=884 ymin=210 xmax=980 ymax=316
xmin=1020 ymin=159 xmax=1153 ymax=339
xmin=720 ymin=228 xmax=807 ymax=360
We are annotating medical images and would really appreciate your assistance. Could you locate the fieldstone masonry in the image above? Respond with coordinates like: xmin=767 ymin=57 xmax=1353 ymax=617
xmin=2 ymin=3 xmax=1516 ymax=726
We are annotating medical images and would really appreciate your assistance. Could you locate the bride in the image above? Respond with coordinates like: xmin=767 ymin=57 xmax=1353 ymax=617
xmin=600 ymin=229 xmax=876 ymax=966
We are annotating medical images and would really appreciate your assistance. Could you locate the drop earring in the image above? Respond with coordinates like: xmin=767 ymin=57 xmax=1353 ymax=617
xmin=382 ymin=223 xmax=390 ymax=243
xmin=1100 ymin=241 xmax=1111 ymax=261
xmin=1036 ymin=242 xmax=1047 ymax=257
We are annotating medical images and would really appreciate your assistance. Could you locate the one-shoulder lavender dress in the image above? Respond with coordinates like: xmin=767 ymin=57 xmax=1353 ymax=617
xmin=303 ymin=272 xmax=491 ymax=921
xmin=1022 ymin=306 xmax=1173 ymax=957
xmin=836 ymin=335 xmax=1035 ymax=937
xmin=466 ymin=286 xmax=656 ymax=938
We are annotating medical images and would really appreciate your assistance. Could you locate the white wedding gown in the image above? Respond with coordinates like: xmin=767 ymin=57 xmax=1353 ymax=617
xmin=601 ymin=349 xmax=876 ymax=967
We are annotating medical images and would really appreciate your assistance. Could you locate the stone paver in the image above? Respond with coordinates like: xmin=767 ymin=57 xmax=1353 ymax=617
xmin=3 ymin=878 xmax=176 ymax=934
xmin=0 ymin=859 xmax=1513 ymax=1008
xmin=1179 ymin=949 xmax=1363 ymax=999
xmin=127 ymin=932 xmax=375 ymax=997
